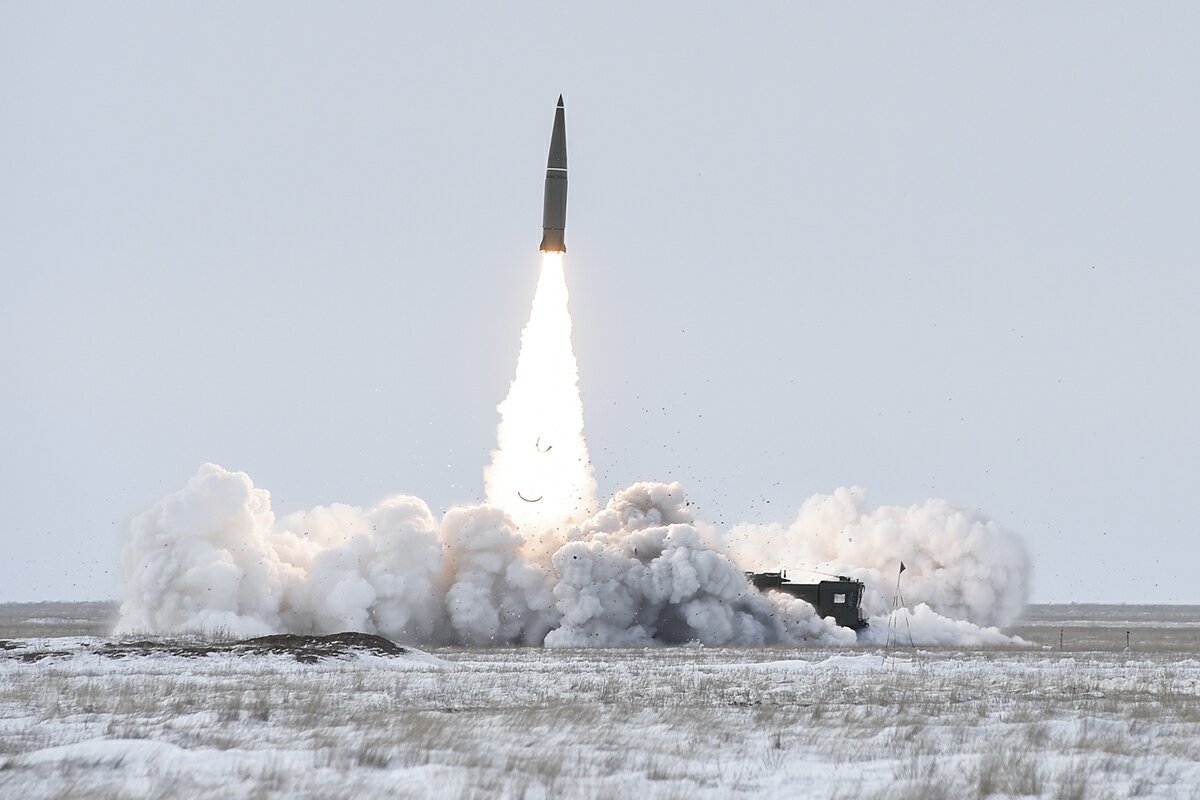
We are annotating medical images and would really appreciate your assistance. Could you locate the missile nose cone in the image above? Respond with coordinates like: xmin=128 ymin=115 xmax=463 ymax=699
xmin=557 ymin=94 xmax=564 ymax=107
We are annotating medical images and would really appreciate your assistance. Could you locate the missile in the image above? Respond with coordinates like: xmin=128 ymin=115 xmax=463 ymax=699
xmin=539 ymin=96 xmax=567 ymax=253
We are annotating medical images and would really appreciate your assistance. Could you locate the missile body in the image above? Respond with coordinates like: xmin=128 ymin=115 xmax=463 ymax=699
xmin=539 ymin=96 xmax=567 ymax=253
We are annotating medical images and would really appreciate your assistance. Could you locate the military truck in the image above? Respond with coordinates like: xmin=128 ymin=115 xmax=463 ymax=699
xmin=748 ymin=571 xmax=868 ymax=631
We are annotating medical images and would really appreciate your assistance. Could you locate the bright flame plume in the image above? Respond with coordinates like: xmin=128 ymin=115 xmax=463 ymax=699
xmin=484 ymin=251 xmax=597 ymax=532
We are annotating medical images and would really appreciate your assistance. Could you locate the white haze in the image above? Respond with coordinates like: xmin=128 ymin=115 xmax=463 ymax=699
xmin=118 ymin=255 xmax=1031 ymax=647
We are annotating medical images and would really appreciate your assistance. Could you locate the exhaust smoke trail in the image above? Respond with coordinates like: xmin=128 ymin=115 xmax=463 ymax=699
xmin=483 ymin=251 xmax=597 ymax=533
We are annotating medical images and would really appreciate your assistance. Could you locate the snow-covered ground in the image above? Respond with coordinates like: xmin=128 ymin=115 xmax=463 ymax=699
xmin=2 ymin=605 xmax=1199 ymax=799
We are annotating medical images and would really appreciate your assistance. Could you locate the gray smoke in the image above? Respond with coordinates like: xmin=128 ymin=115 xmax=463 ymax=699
xmin=546 ymin=482 xmax=853 ymax=646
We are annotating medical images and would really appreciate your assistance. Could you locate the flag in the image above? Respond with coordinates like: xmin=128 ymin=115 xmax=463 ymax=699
xmin=899 ymin=562 xmax=906 ymax=574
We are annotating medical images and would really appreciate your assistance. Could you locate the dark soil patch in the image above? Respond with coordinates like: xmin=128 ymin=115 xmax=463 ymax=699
xmin=6 ymin=632 xmax=411 ymax=664
xmin=241 ymin=632 xmax=409 ymax=661
xmin=18 ymin=650 xmax=72 ymax=662
xmin=96 ymin=640 xmax=226 ymax=659
xmin=0 ymin=640 xmax=23 ymax=651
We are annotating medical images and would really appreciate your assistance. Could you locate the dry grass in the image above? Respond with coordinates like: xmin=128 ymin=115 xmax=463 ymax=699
xmin=2 ymin=604 xmax=1200 ymax=797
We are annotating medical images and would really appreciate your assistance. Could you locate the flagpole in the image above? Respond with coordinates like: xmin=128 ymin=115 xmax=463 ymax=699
xmin=886 ymin=561 xmax=914 ymax=652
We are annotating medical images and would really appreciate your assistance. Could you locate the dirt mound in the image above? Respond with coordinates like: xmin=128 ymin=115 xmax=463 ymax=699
xmin=98 ymin=639 xmax=220 ymax=658
xmin=238 ymin=632 xmax=409 ymax=662
xmin=5 ymin=632 xmax=412 ymax=664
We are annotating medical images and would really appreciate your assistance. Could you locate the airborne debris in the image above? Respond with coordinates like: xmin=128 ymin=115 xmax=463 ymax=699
xmin=517 ymin=491 xmax=544 ymax=503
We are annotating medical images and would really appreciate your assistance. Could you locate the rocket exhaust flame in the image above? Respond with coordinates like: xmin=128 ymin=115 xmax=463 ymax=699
xmin=484 ymin=251 xmax=597 ymax=532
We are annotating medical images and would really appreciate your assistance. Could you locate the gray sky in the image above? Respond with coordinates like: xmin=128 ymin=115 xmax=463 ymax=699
xmin=3 ymin=3 xmax=1197 ymax=603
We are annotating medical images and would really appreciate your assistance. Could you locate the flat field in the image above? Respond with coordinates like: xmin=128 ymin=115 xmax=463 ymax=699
xmin=2 ymin=603 xmax=1198 ymax=799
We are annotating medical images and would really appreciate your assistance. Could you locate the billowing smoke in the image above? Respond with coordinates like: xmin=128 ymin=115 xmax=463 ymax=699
xmin=271 ymin=497 xmax=444 ymax=642
xmin=118 ymin=462 xmax=286 ymax=637
xmin=117 ymin=464 xmax=444 ymax=641
xmin=118 ymin=255 xmax=1032 ymax=647
xmin=724 ymin=487 xmax=1030 ymax=628
xmin=440 ymin=505 xmax=558 ymax=646
xmin=858 ymin=604 xmax=1021 ymax=647
xmin=117 ymin=465 xmax=1026 ymax=647
xmin=546 ymin=482 xmax=854 ymax=647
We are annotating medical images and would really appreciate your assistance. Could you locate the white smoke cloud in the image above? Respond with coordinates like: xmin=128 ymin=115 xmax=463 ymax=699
xmin=117 ymin=463 xmax=285 ymax=637
xmin=858 ymin=604 xmax=1026 ymax=647
xmin=545 ymin=483 xmax=853 ymax=647
xmin=122 ymin=467 xmax=1022 ymax=648
xmin=723 ymin=487 xmax=1030 ymax=629
xmin=440 ymin=505 xmax=559 ymax=645
xmin=117 ymin=464 xmax=450 ymax=641
xmin=272 ymin=497 xmax=445 ymax=642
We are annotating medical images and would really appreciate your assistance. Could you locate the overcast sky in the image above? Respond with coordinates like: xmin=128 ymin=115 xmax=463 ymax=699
xmin=3 ymin=3 xmax=1197 ymax=603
